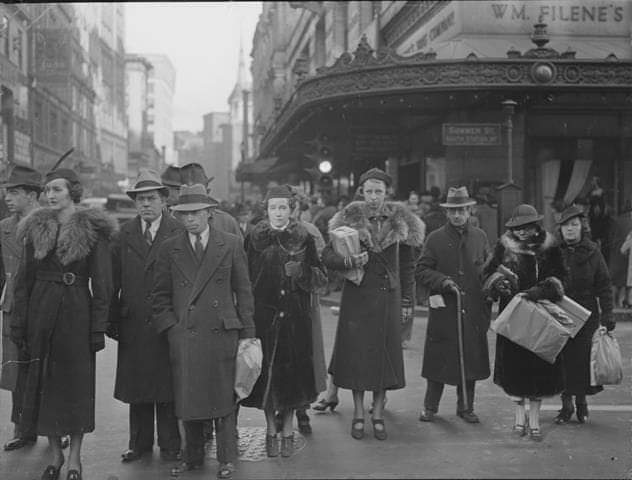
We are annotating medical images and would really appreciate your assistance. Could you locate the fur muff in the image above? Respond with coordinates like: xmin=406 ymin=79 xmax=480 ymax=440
xmin=328 ymin=201 xmax=425 ymax=252
xmin=17 ymin=207 xmax=118 ymax=265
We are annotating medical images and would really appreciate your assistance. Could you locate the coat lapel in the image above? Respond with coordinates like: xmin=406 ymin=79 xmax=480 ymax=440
xmin=170 ymin=233 xmax=197 ymax=284
xmin=145 ymin=215 xmax=181 ymax=270
xmin=187 ymin=228 xmax=228 ymax=305
xmin=1 ymin=216 xmax=21 ymax=258
xmin=125 ymin=216 xmax=149 ymax=260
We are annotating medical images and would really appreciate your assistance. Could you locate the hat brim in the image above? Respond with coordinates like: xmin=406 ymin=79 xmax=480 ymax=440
xmin=170 ymin=202 xmax=218 ymax=212
xmin=505 ymin=215 xmax=544 ymax=228
xmin=126 ymin=185 xmax=169 ymax=198
xmin=440 ymin=200 xmax=477 ymax=208
xmin=557 ymin=212 xmax=584 ymax=225
xmin=1 ymin=182 xmax=42 ymax=190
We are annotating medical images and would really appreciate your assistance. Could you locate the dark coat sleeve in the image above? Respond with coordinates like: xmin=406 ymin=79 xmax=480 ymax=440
xmin=230 ymin=239 xmax=255 ymax=339
xmin=524 ymin=245 xmax=568 ymax=302
xmin=415 ymin=235 xmax=450 ymax=293
xmin=321 ymin=243 xmax=347 ymax=271
xmin=10 ymin=242 xmax=34 ymax=338
xmin=593 ymin=249 xmax=614 ymax=324
xmin=399 ymin=244 xmax=417 ymax=302
xmin=151 ymin=242 xmax=177 ymax=334
xmin=108 ymin=231 xmax=122 ymax=333
xmin=88 ymin=237 xmax=113 ymax=336
xmin=296 ymin=234 xmax=328 ymax=293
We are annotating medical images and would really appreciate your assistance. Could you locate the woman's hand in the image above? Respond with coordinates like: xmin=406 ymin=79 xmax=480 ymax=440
xmin=350 ymin=252 xmax=369 ymax=268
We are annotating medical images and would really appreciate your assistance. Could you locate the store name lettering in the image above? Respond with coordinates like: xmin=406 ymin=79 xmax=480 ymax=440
xmin=490 ymin=3 xmax=625 ymax=22
xmin=406 ymin=11 xmax=456 ymax=54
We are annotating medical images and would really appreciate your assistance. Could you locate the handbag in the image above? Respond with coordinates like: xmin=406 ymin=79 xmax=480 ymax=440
xmin=590 ymin=327 xmax=623 ymax=386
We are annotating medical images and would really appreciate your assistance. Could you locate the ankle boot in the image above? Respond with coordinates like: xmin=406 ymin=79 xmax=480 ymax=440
xmin=576 ymin=402 xmax=589 ymax=423
xmin=554 ymin=394 xmax=574 ymax=424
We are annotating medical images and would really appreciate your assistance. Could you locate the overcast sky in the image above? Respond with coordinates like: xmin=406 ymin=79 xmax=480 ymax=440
xmin=125 ymin=2 xmax=262 ymax=132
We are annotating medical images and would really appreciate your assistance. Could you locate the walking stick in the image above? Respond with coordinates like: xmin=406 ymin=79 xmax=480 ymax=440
xmin=454 ymin=287 xmax=470 ymax=413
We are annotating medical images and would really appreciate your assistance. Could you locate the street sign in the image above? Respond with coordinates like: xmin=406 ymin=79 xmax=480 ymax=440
xmin=442 ymin=123 xmax=501 ymax=146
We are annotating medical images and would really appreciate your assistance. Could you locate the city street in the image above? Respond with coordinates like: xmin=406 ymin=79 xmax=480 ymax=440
xmin=1 ymin=300 xmax=631 ymax=479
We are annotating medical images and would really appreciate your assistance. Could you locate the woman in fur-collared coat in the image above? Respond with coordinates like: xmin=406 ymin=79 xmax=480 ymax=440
xmin=11 ymin=169 xmax=115 ymax=479
xmin=322 ymin=168 xmax=424 ymax=441
xmin=483 ymin=204 xmax=567 ymax=441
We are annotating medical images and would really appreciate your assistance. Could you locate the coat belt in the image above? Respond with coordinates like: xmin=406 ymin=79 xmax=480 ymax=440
xmin=36 ymin=270 xmax=88 ymax=286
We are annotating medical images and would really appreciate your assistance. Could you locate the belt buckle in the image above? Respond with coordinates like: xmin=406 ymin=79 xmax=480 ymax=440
xmin=62 ymin=272 xmax=76 ymax=286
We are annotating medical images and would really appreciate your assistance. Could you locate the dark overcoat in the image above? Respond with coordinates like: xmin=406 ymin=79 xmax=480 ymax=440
xmin=0 ymin=215 xmax=23 ymax=391
xmin=323 ymin=201 xmax=424 ymax=391
xmin=111 ymin=214 xmax=183 ymax=403
xmin=152 ymin=228 xmax=255 ymax=420
xmin=416 ymin=222 xmax=492 ymax=385
xmin=242 ymin=220 xmax=327 ymax=410
xmin=560 ymin=235 xmax=613 ymax=395
xmin=12 ymin=207 xmax=115 ymax=436
xmin=484 ymin=230 xmax=568 ymax=398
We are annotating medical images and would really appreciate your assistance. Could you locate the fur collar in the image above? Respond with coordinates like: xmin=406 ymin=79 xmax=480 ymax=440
xmin=329 ymin=201 xmax=425 ymax=252
xmin=560 ymin=235 xmax=599 ymax=263
xmin=500 ymin=229 xmax=557 ymax=256
xmin=249 ymin=219 xmax=310 ymax=253
xmin=17 ymin=207 xmax=118 ymax=265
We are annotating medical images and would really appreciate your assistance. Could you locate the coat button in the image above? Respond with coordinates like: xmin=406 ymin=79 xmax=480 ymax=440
xmin=188 ymin=305 xmax=195 ymax=311
xmin=212 ymin=300 xmax=219 ymax=307
xmin=280 ymin=289 xmax=285 ymax=296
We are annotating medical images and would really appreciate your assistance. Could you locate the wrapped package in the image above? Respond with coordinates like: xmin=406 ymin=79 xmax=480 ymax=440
xmin=590 ymin=327 xmax=623 ymax=386
xmin=234 ymin=338 xmax=263 ymax=401
xmin=330 ymin=226 xmax=365 ymax=286
xmin=491 ymin=294 xmax=589 ymax=364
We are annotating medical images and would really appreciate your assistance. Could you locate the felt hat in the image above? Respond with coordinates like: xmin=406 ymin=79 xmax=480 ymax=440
xmin=180 ymin=162 xmax=214 ymax=186
xmin=557 ymin=205 xmax=584 ymax=225
xmin=505 ymin=204 xmax=543 ymax=228
xmin=358 ymin=167 xmax=392 ymax=187
xmin=161 ymin=165 xmax=182 ymax=187
xmin=265 ymin=185 xmax=293 ymax=202
xmin=170 ymin=183 xmax=218 ymax=212
xmin=440 ymin=186 xmax=477 ymax=208
xmin=45 ymin=168 xmax=80 ymax=186
xmin=126 ymin=168 xmax=169 ymax=198
xmin=1 ymin=164 xmax=42 ymax=191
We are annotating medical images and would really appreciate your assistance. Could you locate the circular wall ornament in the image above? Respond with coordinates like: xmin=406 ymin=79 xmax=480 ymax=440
xmin=531 ymin=62 xmax=556 ymax=83
xmin=505 ymin=65 xmax=524 ymax=83
xmin=422 ymin=68 xmax=439 ymax=84
xmin=563 ymin=65 xmax=581 ymax=83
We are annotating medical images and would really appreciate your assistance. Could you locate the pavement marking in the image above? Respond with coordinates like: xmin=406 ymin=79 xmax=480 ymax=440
xmin=541 ymin=405 xmax=632 ymax=412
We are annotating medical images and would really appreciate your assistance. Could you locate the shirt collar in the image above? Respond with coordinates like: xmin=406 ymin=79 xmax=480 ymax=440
xmin=142 ymin=214 xmax=162 ymax=233
xmin=189 ymin=225 xmax=210 ymax=245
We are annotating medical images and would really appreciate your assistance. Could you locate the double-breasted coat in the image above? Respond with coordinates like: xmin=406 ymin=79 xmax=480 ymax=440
xmin=560 ymin=235 xmax=613 ymax=395
xmin=111 ymin=214 xmax=183 ymax=404
xmin=152 ymin=228 xmax=255 ymax=421
xmin=0 ymin=215 xmax=24 ymax=392
xmin=416 ymin=222 xmax=492 ymax=385
xmin=12 ymin=207 xmax=115 ymax=436
xmin=323 ymin=201 xmax=424 ymax=392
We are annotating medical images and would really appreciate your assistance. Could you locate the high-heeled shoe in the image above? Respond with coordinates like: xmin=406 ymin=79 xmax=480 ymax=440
xmin=528 ymin=427 xmax=542 ymax=442
xmin=296 ymin=409 xmax=312 ymax=434
xmin=350 ymin=418 xmax=365 ymax=440
xmin=312 ymin=397 xmax=339 ymax=412
xmin=66 ymin=468 xmax=82 ymax=480
xmin=576 ymin=403 xmax=589 ymax=423
xmin=265 ymin=434 xmax=279 ymax=457
xmin=554 ymin=407 xmax=574 ymax=425
xmin=280 ymin=435 xmax=294 ymax=457
xmin=40 ymin=459 xmax=64 ymax=480
xmin=372 ymin=419 xmax=387 ymax=441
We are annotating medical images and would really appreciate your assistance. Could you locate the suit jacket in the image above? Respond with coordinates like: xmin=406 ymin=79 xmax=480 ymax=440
xmin=111 ymin=214 xmax=183 ymax=403
xmin=152 ymin=227 xmax=255 ymax=420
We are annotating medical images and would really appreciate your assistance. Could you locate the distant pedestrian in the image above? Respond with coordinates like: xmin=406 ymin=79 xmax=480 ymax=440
xmin=322 ymin=168 xmax=424 ymax=441
xmin=152 ymin=184 xmax=255 ymax=479
xmin=0 ymin=166 xmax=42 ymax=452
xmin=109 ymin=169 xmax=182 ymax=463
xmin=483 ymin=204 xmax=567 ymax=441
xmin=242 ymin=185 xmax=327 ymax=457
xmin=12 ymin=168 xmax=116 ymax=480
xmin=416 ymin=187 xmax=491 ymax=425
xmin=556 ymin=205 xmax=614 ymax=424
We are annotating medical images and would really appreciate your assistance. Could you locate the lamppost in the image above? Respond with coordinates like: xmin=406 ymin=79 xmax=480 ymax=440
xmin=501 ymin=99 xmax=517 ymax=184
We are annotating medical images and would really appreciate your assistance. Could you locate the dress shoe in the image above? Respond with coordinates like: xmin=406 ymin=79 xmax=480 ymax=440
xmin=40 ymin=460 xmax=64 ymax=480
xmin=371 ymin=419 xmax=387 ymax=441
xmin=457 ymin=411 xmax=480 ymax=424
xmin=265 ymin=434 xmax=279 ymax=457
xmin=160 ymin=449 xmax=181 ymax=461
xmin=121 ymin=449 xmax=149 ymax=462
xmin=296 ymin=409 xmax=312 ymax=434
xmin=281 ymin=434 xmax=294 ymax=457
xmin=66 ymin=467 xmax=82 ymax=480
xmin=554 ymin=407 xmax=574 ymax=425
xmin=4 ymin=435 xmax=37 ymax=451
xmin=170 ymin=460 xmax=203 ymax=475
xmin=418 ymin=410 xmax=435 ymax=422
xmin=528 ymin=427 xmax=543 ymax=442
xmin=576 ymin=403 xmax=589 ymax=423
xmin=350 ymin=418 xmax=365 ymax=440
xmin=312 ymin=397 xmax=339 ymax=412
xmin=217 ymin=462 xmax=235 ymax=479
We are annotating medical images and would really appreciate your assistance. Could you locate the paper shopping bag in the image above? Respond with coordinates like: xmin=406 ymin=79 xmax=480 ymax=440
xmin=330 ymin=226 xmax=365 ymax=286
xmin=234 ymin=338 xmax=263 ymax=401
xmin=590 ymin=327 xmax=623 ymax=386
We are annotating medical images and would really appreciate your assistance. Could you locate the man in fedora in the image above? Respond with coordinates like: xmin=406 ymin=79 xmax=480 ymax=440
xmin=416 ymin=186 xmax=491 ymax=424
xmin=0 ymin=165 xmax=42 ymax=451
xmin=152 ymin=184 xmax=255 ymax=479
xmin=109 ymin=168 xmax=182 ymax=463
xmin=162 ymin=162 xmax=242 ymax=240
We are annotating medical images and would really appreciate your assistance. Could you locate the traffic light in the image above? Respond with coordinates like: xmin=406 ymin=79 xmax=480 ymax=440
xmin=319 ymin=174 xmax=333 ymax=190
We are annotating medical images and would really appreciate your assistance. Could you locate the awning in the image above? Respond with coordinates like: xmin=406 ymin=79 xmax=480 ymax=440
xmin=235 ymin=157 xmax=278 ymax=182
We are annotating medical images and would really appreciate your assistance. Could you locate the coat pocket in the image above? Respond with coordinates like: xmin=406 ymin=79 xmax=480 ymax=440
xmin=222 ymin=316 xmax=243 ymax=330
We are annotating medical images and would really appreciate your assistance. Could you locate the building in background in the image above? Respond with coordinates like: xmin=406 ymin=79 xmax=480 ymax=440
xmin=250 ymin=0 xmax=632 ymax=243
xmin=125 ymin=53 xmax=161 ymax=175
xmin=0 ymin=3 xmax=31 ymax=169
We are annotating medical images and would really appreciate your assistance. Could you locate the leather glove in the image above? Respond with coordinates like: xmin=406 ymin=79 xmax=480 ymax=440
xmin=105 ymin=322 xmax=119 ymax=341
xmin=494 ymin=278 xmax=514 ymax=297
xmin=442 ymin=278 xmax=459 ymax=294
xmin=350 ymin=252 xmax=369 ymax=268
xmin=91 ymin=332 xmax=105 ymax=353
xmin=9 ymin=326 xmax=27 ymax=352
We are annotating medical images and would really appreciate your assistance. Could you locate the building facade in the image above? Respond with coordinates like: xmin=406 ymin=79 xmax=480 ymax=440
xmin=251 ymin=0 xmax=632 ymax=242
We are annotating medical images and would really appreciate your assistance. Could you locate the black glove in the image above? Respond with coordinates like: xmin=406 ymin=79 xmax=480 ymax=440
xmin=10 ymin=326 xmax=27 ymax=352
xmin=105 ymin=322 xmax=119 ymax=341
xmin=442 ymin=278 xmax=459 ymax=294
xmin=91 ymin=332 xmax=105 ymax=353
xmin=494 ymin=278 xmax=514 ymax=297
xmin=601 ymin=314 xmax=616 ymax=332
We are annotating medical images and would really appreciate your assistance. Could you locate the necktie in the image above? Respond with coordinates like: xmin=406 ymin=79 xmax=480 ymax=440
xmin=194 ymin=233 xmax=204 ymax=262
xmin=143 ymin=221 xmax=152 ymax=245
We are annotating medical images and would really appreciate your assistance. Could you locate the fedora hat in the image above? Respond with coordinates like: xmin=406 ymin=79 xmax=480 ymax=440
xmin=358 ymin=167 xmax=391 ymax=187
xmin=505 ymin=204 xmax=543 ymax=228
xmin=440 ymin=186 xmax=476 ymax=208
xmin=170 ymin=183 xmax=218 ymax=212
xmin=180 ymin=162 xmax=214 ymax=186
xmin=126 ymin=168 xmax=169 ymax=198
xmin=1 ymin=164 xmax=42 ymax=191
xmin=161 ymin=165 xmax=182 ymax=187
xmin=557 ymin=204 xmax=584 ymax=225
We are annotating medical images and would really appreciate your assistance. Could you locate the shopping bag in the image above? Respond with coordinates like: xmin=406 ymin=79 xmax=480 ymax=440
xmin=234 ymin=338 xmax=263 ymax=400
xmin=330 ymin=226 xmax=365 ymax=286
xmin=491 ymin=295 xmax=571 ymax=364
xmin=590 ymin=327 xmax=623 ymax=386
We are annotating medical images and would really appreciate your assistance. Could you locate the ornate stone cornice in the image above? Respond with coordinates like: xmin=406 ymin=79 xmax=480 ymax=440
xmin=259 ymin=34 xmax=632 ymax=156
xmin=381 ymin=1 xmax=446 ymax=48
